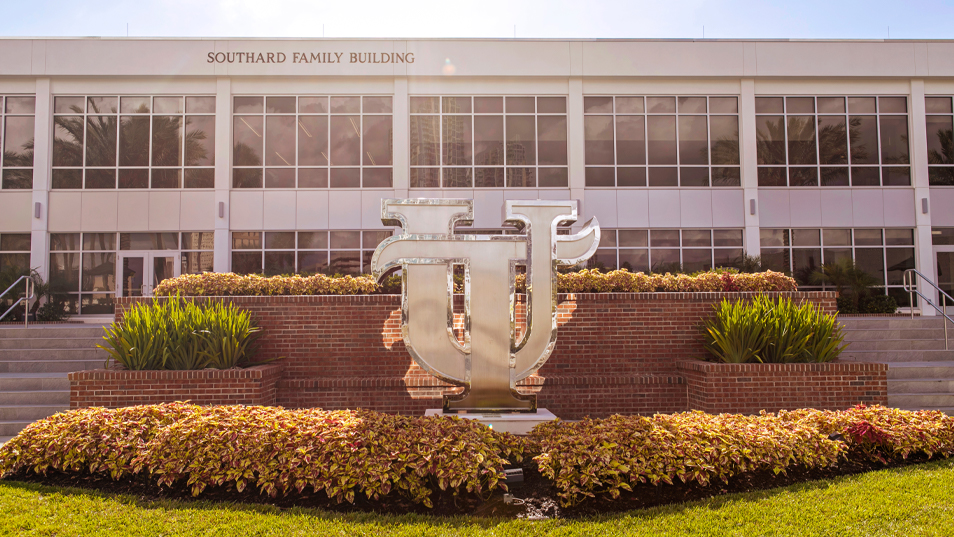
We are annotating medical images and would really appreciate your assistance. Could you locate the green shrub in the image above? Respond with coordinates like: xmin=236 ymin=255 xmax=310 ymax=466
xmin=702 ymin=295 xmax=847 ymax=363
xmin=99 ymin=298 xmax=264 ymax=370
xmin=0 ymin=404 xmax=523 ymax=508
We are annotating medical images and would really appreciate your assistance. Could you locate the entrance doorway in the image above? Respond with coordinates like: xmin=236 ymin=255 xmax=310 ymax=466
xmin=935 ymin=247 xmax=954 ymax=314
xmin=118 ymin=252 xmax=180 ymax=297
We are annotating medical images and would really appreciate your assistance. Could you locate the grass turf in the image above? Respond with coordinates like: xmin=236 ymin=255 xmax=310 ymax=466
xmin=1 ymin=459 xmax=953 ymax=536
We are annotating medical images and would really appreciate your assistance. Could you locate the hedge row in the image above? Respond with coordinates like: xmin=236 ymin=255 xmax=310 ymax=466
xmin=154 ymin=269 xmax=797 ymax=296
xmin=2 ymin=404 xmax=951 ymax=508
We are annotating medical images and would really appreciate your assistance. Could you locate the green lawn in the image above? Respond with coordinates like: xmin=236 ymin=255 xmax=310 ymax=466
xmin=2 ymin=459 xmax=954 ymax=536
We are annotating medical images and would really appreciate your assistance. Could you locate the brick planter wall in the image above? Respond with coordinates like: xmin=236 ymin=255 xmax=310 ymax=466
xmin=97 ymin=292 xmax=845 ymax=418
xmin=69 ymin=364 xmax=284 ymax=409
xmin=676 ymin=360 xmax=888 ymax=414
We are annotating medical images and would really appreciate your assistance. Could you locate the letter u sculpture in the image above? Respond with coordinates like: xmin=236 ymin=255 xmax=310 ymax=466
xmin=371 ymin=199 xmax=600 ymax=412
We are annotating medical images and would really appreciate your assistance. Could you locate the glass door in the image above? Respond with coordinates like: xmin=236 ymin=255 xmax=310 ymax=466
xmin=118 ymin=252 xmax=180 ymax=297
xmin=937 ymin=248 xmax=954 ymax=314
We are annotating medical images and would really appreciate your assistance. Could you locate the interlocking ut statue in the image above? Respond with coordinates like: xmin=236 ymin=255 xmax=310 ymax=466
xmin=371 ymin=199 xmax=600 ymax=413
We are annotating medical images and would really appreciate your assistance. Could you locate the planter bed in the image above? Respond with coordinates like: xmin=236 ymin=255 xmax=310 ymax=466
xmin=676 ymin=360 xmax=888 ymax=414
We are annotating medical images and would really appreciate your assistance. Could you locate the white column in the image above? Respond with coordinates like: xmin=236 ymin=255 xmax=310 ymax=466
xmin=30 ymin=78 xmax=51 ymax=281
xmin=392 ymin=76 xmax=409 ymax=197
xmin=909 ymin=79 xmax=937 ymax=315
xmin=213 ymin=77 xmax=231 ymax=273
xmin=567 ymin=77 xmax=585 ymax=227
xmin=739 ymin=78 xmax=761 ymax=257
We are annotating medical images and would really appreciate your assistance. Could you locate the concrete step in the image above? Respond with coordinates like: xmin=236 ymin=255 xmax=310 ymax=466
xmin=888 ymin=378 xmax=954 ymax=393
xmin=841 ymin=329 xmax=949 ymax=341
xmin=0 ymin=390 xmax=69 ymax=405
xmin=0 ymin=359 xmax=105 ymax=373
xmin=0 ymin=405 xmax=67 ymax=421
xmin=841 ymin=350 xmax=954 ymax=362
xmin=0 ymin=348 xmax=107 ymax=361
xmin=0 ymin=373 xmax=70 ymax=391
xmin=0 ymin=421 xmax=34 ymax=436
xmin=838 ymin=318 xmax=946 ymax=330
xmin=888 ymin=362 xmax=954 ymax=379
xmin=888 ymin=393 xmax=954 ymax=408
xmin=0 ymin=326 xmax=108 ymax=339
xmin=845 ymin=339 xmax=950 ymax=351
xmin=0 ymin=337 xmax=103 ymax=350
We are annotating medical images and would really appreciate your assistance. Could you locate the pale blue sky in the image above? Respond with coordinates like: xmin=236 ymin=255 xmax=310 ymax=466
xmin=2 ymin=0 xmax=953 ymax=40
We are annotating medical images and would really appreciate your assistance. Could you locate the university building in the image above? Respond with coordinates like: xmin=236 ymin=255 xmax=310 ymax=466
xmin=1 ymin=38 xmax=953 ymax=317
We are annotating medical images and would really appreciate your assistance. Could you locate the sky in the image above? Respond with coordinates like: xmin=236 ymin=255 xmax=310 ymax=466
xmin=2 ymin=0 xmax=954 ymax=40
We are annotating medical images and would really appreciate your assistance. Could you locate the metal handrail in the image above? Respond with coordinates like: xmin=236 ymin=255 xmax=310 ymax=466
xmin=903 ymin=268 xmax=954 ymax=350
xmin=0 ymin=275 xmax=36 ymax=327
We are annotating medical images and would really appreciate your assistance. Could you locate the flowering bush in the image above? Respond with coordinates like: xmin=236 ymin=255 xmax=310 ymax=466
xmin=155 ymin=270 xmax=796 ymax=297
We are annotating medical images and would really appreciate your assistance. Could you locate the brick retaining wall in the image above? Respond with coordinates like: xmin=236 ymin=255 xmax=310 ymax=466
xmin=85 ymin=292 xmax=859 ymax=419
xmin=676 ymin=360 xmax=888 ymax=414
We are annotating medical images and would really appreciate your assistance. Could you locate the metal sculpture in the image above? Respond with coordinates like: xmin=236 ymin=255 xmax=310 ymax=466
xmin=371 ymin=199 xmax=600 ymax=412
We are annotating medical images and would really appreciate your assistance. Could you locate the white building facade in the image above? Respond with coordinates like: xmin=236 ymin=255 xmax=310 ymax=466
xmin=1 ymin=38 xmax=953 ymax=317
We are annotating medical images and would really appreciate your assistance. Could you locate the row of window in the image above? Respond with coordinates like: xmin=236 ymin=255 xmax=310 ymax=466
xmin=4 ymin=93 xmax=954 ymax=190
xmin=587 ymin=228 xmax=745 ymax=273
xmin=230 ymin=230 xmax=392 ymax=276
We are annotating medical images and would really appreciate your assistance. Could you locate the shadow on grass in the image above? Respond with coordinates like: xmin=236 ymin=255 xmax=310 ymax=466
xmin=3 ymin=458 xmax=952 ymax=530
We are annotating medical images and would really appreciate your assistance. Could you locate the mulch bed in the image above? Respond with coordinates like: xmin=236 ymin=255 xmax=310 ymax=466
xmin=2 ymin=452 xmax=937 ymax=519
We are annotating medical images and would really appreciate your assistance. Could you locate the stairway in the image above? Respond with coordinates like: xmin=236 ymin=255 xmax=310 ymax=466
xmin=839 ymin=316 xmax=954 ymax=414
xmin=0 ymin=324 xmax=108 ymax=444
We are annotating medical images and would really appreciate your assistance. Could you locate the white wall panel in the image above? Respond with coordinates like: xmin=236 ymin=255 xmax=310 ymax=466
xmin=0 ymin=192 xmax=32 ymax=232
xmin=362 ymin=191 xmax=393 ymax=229
xmin=47 ymin=192 xmax=81 ymax=232
xmin=711 ymin=189 xmax=745 ymax=227
xmin=788 ymin=190 xmax=822 ymax=227
xmin=929 ymin=188 xmax=954 ymax=227
xmin=851 ymin=190 xmax=885 ymax=227
xmin=179 ymin=191 xmax=215 ymax=230
xmin=148 ymin=192 xmax=181 ymax=231
xmin=757 ymin=190 xmax=790 ymax=227
xmin=646 ymin=190 xmax=680 ymax=227
xmin=820 ymin=189 xmax=854 ymax=227
xmin=229 ymin=191 xmax=264 ymax=230
xmin=296 ymin=191 xmax=329 ymax=229
xmin=327 ymin=191 xmax=362 ymax=229
xmin=262 ymin=191 xmax=297 ymax=230
xmin=679 ymin=190 xmax=713 ymax=228
xmin=583 ymin=190 xmax=618 ymax=227
xmin=117 ymin=192 xmax=150 ymax=231
xmin=0 ymin=41 xmax=34 ymax=75
xmin=80 ymin=192 xmax=118 ymax=231
xmin=883 ymin=189 xmax=917 ymax=227
xmin=473 ymin=190 xmax=505 ymax=228
xmin=616 ymin=190 xmax=650 ymax=227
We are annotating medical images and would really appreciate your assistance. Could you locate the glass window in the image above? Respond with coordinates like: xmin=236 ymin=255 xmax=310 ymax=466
xmin=588 ymin=228 xmax=744 ymax=272
xmin=585 ymin=96 xmax=740 ymax=187
xmin=1 ymin=96 xmax=36 ymax=190
xmin=411 ymin=96 xmax=567 ymax=188
xmin=926 ymin=96 xmax=954 ymax=185
xmin=235 ymin=95 xmax=392 ymax=188
xmin=231 ymin=230 xmax=391 ymax=275
xmin=756 ymin=95 xmax=910 ymax=187
xmin=52 ymin=95 xmax=215 ymax=190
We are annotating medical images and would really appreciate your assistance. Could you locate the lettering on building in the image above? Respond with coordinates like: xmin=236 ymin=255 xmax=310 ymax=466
xmin=206 ymin=51 xmax=415 ymax=64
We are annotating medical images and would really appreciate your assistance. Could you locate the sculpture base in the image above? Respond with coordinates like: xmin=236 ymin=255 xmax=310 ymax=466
xmin=424 ymin=408 xmax=558 ymax=435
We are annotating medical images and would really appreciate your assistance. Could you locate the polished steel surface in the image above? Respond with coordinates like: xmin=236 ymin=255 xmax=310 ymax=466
xmin=371 ymin=198 xmax=599 ymax=412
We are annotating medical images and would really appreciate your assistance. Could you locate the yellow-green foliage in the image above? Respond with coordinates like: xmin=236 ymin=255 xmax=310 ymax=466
xmin=156 ymin=269 xmax=797 ymax=296
xmin=99 ymin=298 xmax=263 ymax=370
xmin=702 ymin=295 xmax=847 ymax=363
xmin=3 ymin=404 xmax=948 ymax=509
xmin=0 ymin=404 xmax=523 ymax=508
xmin=517 ymin=269 xmax=797 ymax=294
xmin=530 ymin=406 xmax=954 ymax=507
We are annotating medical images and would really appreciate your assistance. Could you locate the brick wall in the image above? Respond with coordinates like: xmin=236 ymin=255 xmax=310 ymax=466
xmin=676 ymin=360 xmax=888 ymax=414
xmin=103 ymin=292 xmax=846 ymax=418
xmin=69 ymin=364 xmax=284 ymax=409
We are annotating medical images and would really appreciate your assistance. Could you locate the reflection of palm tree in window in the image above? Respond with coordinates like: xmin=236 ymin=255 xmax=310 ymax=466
xmin=2 ymin=138 xmax=34 ymax=188
xmin=929 ymin=127 xmax=954 ymax=185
